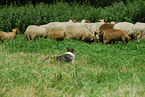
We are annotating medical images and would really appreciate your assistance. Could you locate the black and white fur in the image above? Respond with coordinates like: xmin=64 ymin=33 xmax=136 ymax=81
xmin=43 ymin=48 xmax=75 ymax=63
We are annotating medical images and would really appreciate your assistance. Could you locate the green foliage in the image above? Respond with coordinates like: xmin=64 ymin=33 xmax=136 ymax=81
xmin=99 ymin=0 xmax=145 ymax=23
xmin=0 ymin=0 xmax=144 ymax=32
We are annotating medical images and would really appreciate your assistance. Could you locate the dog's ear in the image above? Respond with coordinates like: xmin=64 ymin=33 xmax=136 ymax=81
xmin=67 ymin=48 xmax=70 ymax=51
xmin=71 ymin=49 xmax=75 ymax=53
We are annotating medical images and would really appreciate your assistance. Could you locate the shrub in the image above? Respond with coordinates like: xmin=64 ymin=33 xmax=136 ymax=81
xmin=0 ymin=0 xmax=144 ymax=32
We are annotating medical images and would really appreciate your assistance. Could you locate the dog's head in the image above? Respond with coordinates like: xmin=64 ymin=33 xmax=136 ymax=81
xmin=67 ymin=48 xmax=75 ymax=54
xmin=65 ymin=48 xmax=75 ymax=63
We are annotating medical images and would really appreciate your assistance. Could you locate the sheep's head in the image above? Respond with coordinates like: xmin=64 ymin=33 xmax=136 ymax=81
xmin=72 ymin=19 xmax=78 ymax=23
xmin=85 ymin=20 xmax=91 ymax=23
xmin=12 ymin=29 xmax=21 ymax=34
xmin=99 ymin=19 xmax=107 ymax=22
xmin=16 ymin=29 xmax=21 ymax=33
xmin=12 ymin=29 xmax=17 ymax=33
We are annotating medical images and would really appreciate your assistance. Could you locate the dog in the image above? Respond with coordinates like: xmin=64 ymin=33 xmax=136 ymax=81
xmin=43 ymin=48 xmax=75 ymax=63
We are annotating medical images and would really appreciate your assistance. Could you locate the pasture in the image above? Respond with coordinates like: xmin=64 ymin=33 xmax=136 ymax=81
xmin=0 ymin=34 xmax=145 ymax=96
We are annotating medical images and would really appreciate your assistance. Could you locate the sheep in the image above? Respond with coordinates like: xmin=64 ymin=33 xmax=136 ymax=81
xmin=40 ymin=22 xmax=74 ymax=33
xmin=102 ymin=29 xmax=132 ymax=44
xmin=64 ymin=25 xmax=94 ymax=42
xmin=72 ymin=19 xmax=79 ymax=23
xmin=24 ymin=25 xmax=47 ymax=41
xmin=40 ymin=22 xmax=60 ymax=33
xmin=114 ymin=22 xmax=135 ymax=38
xmin=133 ymin=22 xmax=145 ymax=39
xmin=0 ymin=29 xmax=20 ymax=44
xmin=68 ymin=19 xmax=74 ymax=23
xmin=98 ymin=24 xmax=114 ymax=42
xmin=81 ymin=19 xmax=91 ymax=23
xmin=48 ymin=28 xmax=65 ymax=40
xmin=99 ymin=19 xmax=108 ymax=23
xmin=41 ymin=21 xmax=89 ymax=34
xmin=90 ymin=22 xmax=105 ymax=33
xmin=99 ymin=24 xmax=114 ymax=32
xmin=110 ymin=21 xmax=120 ymax=24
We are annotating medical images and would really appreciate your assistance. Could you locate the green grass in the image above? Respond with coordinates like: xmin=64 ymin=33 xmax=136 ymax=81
xmin=0 ymin=34 xmax=145 ymax=96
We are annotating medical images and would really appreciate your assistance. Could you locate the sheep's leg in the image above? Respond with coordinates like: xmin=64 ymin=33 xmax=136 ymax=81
xmin=26 ymin=31 xmax=31 ymax=41
xmin=137 ymin=32 xmax=142 ymax=39
xmin=64 ymin=33 xmax=72 ymax=39
xmin=103 ymin=39 xmax=110 ymax=44
xmin=81 ymin=36 xmax=85 ymax=41
xmin=103 ymin=36 xmax=109 ymax=44
xmin=0 ymin=40 xmax=3 ymax=44
xmin=10 ymin=37 xmax=15 ymax=40
xmin=121 ymin=37 xmax=126 ymax=44
xmin=43 ymin=33 xmax=47 ymax=38
xmin=48 ymin=34 xmax=53 ymax=39
xmin=31 ymin=34 xmax=36 ymax=40
xmin=53 ymin=35 xmax=56 ymax=40
xmin=24 ymin=31 xmax=27 ymax=41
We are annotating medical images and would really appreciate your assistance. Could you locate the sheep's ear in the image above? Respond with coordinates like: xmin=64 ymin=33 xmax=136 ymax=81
xmin=16 ymin=29 xmax=21 ymax=33
xmin=104 ymin=19 xmax=107 ymax=22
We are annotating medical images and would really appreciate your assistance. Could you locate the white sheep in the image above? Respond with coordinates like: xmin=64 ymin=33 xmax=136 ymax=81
xmin=48 ymin=28 xmax=65 ymax=40
xmin=114 ymin=22 xmax=135 ymax=35
xmin=64 ymin=25 xmax=94 ymax=42
xmin=134 ymin=22 xmax=145 ymax=39
xmin=40 ymin=22 xmax=73 ymax=33
xmin=68 ymin=19 xmax=74 ymax=23
xmin=90 ymin=22 xmax=105 ymax=34
xmin=81 ymin=19 xmax=91 ymax=23
xmin=24 ymin=25 xmax=47 ymax=41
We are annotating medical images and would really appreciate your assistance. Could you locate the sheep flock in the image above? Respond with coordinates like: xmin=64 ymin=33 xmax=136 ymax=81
xmin=0 ymin=19 xmax=145 ymax=44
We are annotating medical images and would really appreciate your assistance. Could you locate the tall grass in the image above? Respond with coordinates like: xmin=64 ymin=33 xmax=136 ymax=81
xmin=0 ymin=34 xmax=145 ymax=96
xmin=0 ymin=0 xmax=145 ymax=32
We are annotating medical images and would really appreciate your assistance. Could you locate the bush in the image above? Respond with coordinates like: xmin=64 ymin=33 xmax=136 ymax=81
xmin=0 ymin=0 xmax=144 ymax=32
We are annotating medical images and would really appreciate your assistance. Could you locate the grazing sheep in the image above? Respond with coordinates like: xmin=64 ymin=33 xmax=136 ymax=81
xmin=40 ymin=22 xmax=60 ymax=33
xmin=110 ymin=21 xmax=120 ymax=24
xmin=102 ymin=29 xmax=132 ymax=44
xmin=0 ymin=29 xmax=20 ymax=44
xmin=90 ymin=22 xmax=105 ymax=33
xmin=40 ymin=22 xmax=73 ymax=33
xmin=48 ymin=28 xmax=65 ymax=40
xmin=114 ymin=22 xmax=135 ymax=37
xmin=99 ymin=19 xmax=108 ymax=23
xmin=81 ymin=19 xmax=91 ymax=23
xmin=72 ymin=19 xmax=79 ymax=23
xmin=133 ymin=22 xmax=145 ymax=39
xmin=98 ymin=24 xmax=114 ymax=42
xmin=68 ymin=19 xmax=74 ymax=23
xmin=99 ymin=24 xmax=114 ymax=32
xmin=24 ymin=25 xmax=47 ymax=41
xmin=64 ymin=25 xmax=94 ymax=42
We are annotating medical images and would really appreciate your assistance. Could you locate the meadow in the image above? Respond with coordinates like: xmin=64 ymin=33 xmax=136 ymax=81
xmin=0 ymin=0 xmax=145 ymax=96
xmin=0 ymin=34 xmax=145 ymax=96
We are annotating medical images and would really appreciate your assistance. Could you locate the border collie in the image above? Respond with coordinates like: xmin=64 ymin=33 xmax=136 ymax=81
xmin=43 ymin=48 xmax=75 ymax=63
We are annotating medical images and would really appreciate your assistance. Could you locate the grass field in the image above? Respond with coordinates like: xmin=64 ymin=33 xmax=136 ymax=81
xmin=0 ymin=34 xmax=145 ymax=96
